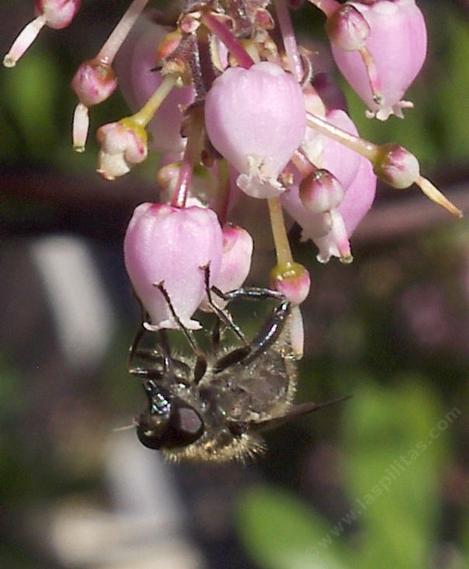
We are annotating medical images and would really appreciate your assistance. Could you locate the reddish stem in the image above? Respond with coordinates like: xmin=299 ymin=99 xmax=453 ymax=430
xmin=201 ymin=13 xmax=255 ymax=69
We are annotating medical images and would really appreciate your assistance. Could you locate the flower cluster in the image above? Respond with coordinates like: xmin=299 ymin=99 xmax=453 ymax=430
xmin=5 ymin=0 xmax=462 ymax=357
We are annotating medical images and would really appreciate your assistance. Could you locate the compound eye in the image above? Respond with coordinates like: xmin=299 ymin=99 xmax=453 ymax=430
xmin=136 ymin=413 xmax=170 ymax=450
xmin=165 ymin=403 xmax=204 ymax=448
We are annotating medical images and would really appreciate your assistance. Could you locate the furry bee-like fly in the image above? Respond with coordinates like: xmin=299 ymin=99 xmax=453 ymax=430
xmin=129 ymin=285 xmax=347 ymax=462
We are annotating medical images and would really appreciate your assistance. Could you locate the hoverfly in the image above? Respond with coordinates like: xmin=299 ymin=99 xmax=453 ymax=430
xmin=128 ymin=276 xmax=348 ymax=462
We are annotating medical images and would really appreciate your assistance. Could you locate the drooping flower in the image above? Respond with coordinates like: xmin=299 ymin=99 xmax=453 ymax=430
xmin=330 ymin=0 xmax=427 ymax=120
xmin=3 ymin=0 xmax=81 ymax=68
xmin=124 ymin=203 xmax=223 ymax=331
xmin=205 ymin=61 xmax=306 ymax=199
xmin=282 ymin=152 xmax=377 ymax=263
xmin=313 ymin=156 xmax=377 ymax=262
xmin=199 ymin=224 xmax=254 ymax=311
xmin=210 ymin=225 xmax=253 ymax=306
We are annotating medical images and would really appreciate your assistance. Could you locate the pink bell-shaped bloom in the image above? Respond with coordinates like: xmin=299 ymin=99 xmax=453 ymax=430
xmin=338 ymin=155 xmax=377 ymax=236
xmin=318 ymin=110 xmax=361 ymax=189
xmin=203 ymin=225 xmax=253 ymax=310
xmin=302 ymin=108 xmax=361 ymax=190
xmin=124 ymin=203 xmax=223 ymax=331
xmin=97 ymin=120 xmax=148 ymax=180
xmin=313 ymin=156 xmax=377 ymax=262
xmin=205 ymin=62 xmax=306 ymax=199
xmin=3 ymin=0 xmax=81 ymax=68
xmin=116 ymin=18 xmax=195 ymax=153
xmin=331 ymin=0 xmax=427 ymax=120
xmin=282 ymin=154 xmax=376 ymax=262
xmin=212 ymin=225 xmax=253 ymax=296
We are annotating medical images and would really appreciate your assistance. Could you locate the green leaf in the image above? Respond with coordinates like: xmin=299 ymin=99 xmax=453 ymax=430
xmin=4 ymin=51 xmax=60 ymax=158
xmin=342 ymin=379 xmax=454 ymax=569
xmin=236 ymin=485 xmax=347 ymax=569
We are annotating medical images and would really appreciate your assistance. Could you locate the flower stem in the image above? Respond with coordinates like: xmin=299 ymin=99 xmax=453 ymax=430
xmin=274 ymin=0 xmax=303 ymax=81
xmin=201 ymin=13 xmax=255 ymax=69
xmin=307 ymin=112 xmax=379 ymax=161
xmin=131 ymin=74 xmax=180 ymax=128
xmin=98 ymin=0 xmax=149 ymax=64
xmin=171 ymin=109 xmax=204 ymax=208
xmin=268 ymin=197 xmax=293 ymax=266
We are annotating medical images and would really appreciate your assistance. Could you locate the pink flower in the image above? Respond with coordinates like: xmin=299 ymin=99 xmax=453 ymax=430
xmin=302 ymin=108 xmax=361 ymax=189
xmin=210 ymin=225 xmax=253 ymax=304
xmin=3 ymin=0 xmax=81 ymax=68
xmin=96 ymin=120 xmax=148 ymax=180
xmin=282 ymin=154 xmax=376 ymax=263
xmin=331 ymin=0 xmax=427 ymax=120
xmin=313 ymin=156 xmax=377 ymax=262
xmin=205 ymin=62 xmax=306 ymax=199
xmin=124 ymin=204 xmax=223 ymax=331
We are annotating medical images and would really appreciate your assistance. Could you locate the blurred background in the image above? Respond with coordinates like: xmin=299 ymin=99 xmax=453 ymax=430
xmin=0 ymin=1 xmax=467 ymax=568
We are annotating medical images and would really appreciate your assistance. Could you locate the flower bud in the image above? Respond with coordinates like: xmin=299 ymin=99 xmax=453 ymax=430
xmin=124 ymin=203 xmax=223 ymax=331
xmin=97 ymin=119 xmax=148 ymax=180
xmin=373 ymin=143 xmax=419 ymax=189
xmin=270 ymin=262 xmax=311 ymax=306
xmin=72 ymin=59 xmax=117 ymax=108
xmin=205 ymin=62 xmax=306 ymax=199
xmin=331 ymin=0 xmax=427 ymax=120
xmin=326 ymin=4 xmax=370 ymax=51
xmin=300 ymin=169 xmax=345 ymax=214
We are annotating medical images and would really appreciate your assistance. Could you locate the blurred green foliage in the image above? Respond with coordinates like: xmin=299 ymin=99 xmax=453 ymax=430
xmin=237 ymin=382 xmax=465 ymax=569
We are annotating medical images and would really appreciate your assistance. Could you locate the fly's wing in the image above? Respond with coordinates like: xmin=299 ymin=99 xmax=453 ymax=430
xmin=208 ymin=345 xmax=297 ymax=423
xmin=250 ymin=395 xmax=353 ymax=431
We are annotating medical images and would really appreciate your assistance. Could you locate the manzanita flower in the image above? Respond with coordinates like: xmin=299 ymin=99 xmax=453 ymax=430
xmin=124 ymin=203 xmax=223 ymax=331
xmin=282 ymin=153 xmax=376 ymax=263
xmin=97 ymin=119 xmax=148 ymax=180
xmin=302 ymin=103 xmax=361 ymax=190
xmin=331 ymin=0 xmax=427 ymax=120
xmin=203 ymin=225 xmax=254 ymax=309
xmin=313 ymin=156 xmax=377 ymax=262
xmin=3 ymin=0 xmax=81 ymax=68
xmin=205 ymin=61 xmax=306 ymax=199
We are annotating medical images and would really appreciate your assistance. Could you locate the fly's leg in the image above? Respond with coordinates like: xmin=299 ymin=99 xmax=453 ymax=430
xmin=153 ymin=282 xmax=207 ymax=382
xmin=212 ymin=287 xmax=291 ymax=373
xmin=202 ymin=265 xmax=249 ymax=348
